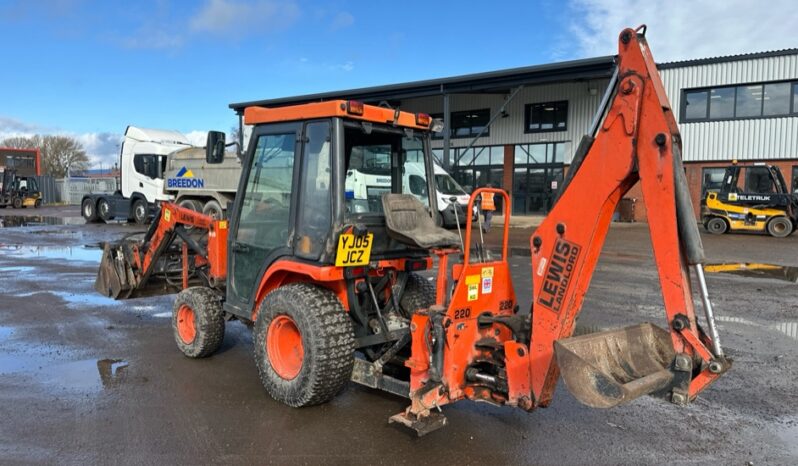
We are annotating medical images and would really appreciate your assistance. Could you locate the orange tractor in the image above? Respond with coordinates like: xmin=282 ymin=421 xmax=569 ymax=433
xmin=96 ymin=27 xmax=730 ymax=435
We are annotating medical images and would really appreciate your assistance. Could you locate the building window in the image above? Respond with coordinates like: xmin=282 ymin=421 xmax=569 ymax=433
xmin=451 ymin=145 xmax=504 ymax=199
xmin=701 ymin=167 xmax=726 ymax=196
xmin=524 ymin=101 xmax=568 ymax=133
xmin=432 ymin=109 xmax=490 ymax=139
xmin=682 ymin=80 xmax=798 ymax=122
xmin=791 ymin=166 xmax=798 ymax=193
xmin=512 ymin=142 xmax=567 ymax=214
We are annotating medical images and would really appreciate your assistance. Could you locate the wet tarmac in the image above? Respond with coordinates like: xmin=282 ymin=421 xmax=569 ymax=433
xmin=0 ymin=207 xmax=797 ymax=464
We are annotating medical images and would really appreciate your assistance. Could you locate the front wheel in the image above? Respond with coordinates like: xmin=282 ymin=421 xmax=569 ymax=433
xmin=705 ymin=217 xmax=728 ymax=235
xmin=172 ymin=287 xmax=225 ymax=358
xmin=253 ymin=283 xmax=354 ymax=407
xmin=34 ymin=198 xmax=42 ymax=208
xmin=12 ymin=197 xmax=22 ymax=209
xmin=767 ymin=216 xmax=793 ymax=238
xmin=131 ymin=199 xmax=148 ymax=224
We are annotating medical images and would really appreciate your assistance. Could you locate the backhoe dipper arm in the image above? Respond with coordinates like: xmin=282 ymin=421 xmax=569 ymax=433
xmin=529 ymin=27 xmax=729 ymax=407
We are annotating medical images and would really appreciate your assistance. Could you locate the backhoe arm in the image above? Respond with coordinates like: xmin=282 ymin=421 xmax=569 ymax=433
xmin=529 ymin=27 xmax=729 ymax=407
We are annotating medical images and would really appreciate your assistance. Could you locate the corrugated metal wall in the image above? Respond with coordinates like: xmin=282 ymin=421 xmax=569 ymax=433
xmin=400 ymin=79 xmax=610 ymax=164
xmin=660 ymin=53 xmax=798 ymax=161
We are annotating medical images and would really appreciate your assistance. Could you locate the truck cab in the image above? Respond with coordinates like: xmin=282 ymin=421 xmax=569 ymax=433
xmin=120 ymin=126 xmax=190 ymax=204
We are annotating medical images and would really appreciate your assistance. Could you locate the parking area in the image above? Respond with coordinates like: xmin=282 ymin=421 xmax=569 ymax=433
xmin=0 ymin=206 xmax=796 ymax=465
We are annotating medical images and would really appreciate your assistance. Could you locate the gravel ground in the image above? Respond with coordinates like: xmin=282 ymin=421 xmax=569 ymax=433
xmin=0 ymin=206 xmax=795 ymax=465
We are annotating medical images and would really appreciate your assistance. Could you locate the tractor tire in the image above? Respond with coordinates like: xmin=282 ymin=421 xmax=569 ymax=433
xmin=705 ymin=217 xmax=728 ymax=235
xmin=400 ymin=272 xmax=437 ymax=315
xmin=98 ymin=198 xmax=114 ymax=221
xmin=202 ymin=199 xmax=224 ymax=220
xmin=82 ymin=198 xmax=99 ymax=223
xmin=12 ymin=197 xmax=22 ymax=209
xmin=131 ymin=198 xmax=148 ymax=225
xmin=172 ymin=287 xmax=225 ymax=358
xmin=253 ymin=283 xmax=354 ymax=407
xmin=767 ymin=216 xmax=793 ymax=238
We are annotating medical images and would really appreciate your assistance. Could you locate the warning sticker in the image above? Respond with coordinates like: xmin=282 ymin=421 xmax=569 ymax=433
xmin=465 ymin=274 xmax=480 ymax=285
xmin=482 ymin=277 xmax=493 ymax=294
xmin=481 ymin=266 xmax=494 ymax=279
xmin=467 ymin=283 xmax=479 ymax=301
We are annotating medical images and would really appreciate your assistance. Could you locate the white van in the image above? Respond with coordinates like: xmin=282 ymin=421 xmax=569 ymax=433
xmin=345 ymin=160 xmax=475 ymax=228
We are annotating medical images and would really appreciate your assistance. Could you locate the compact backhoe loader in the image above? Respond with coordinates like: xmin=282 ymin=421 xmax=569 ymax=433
xmin=702 ymin=163 xmax=797 ymax=237
xmin=96 ymin=27 xmax=730 ymax=435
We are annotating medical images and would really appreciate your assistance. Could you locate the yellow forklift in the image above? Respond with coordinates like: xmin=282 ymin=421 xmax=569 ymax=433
xmin=0 ymin=169 xmax=42 ymax=209
xmin=702 ymin=163 xmax=797 ymax=237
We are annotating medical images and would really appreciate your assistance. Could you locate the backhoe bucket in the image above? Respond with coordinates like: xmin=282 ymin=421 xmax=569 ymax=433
xmin=554 ymin=323 xmax=676 ymax=408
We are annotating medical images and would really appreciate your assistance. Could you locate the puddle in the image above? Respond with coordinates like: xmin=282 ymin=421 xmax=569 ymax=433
xmin=705 ymin=263 xmax=798 ymax=283
xmin=0 ymin=244 xmax=102 ymax=263
xmin=0 ymin=215 xmax=84 ymax=228
xmin=0 ymin=353 xmax=129 ymax=391
xmin=715 ymin=315 xmax=798 ymax=341
xmin=13 ymin=290 xmax=121 ymax=308
xmin=0 ymin=326 xmax=15 ymax=342
xmin=152 ymin=312 xmax=172 ymax=318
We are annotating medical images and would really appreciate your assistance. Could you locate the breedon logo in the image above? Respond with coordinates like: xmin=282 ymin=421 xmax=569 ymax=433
xmin=167 ymin=167 xmax=205 ymax=189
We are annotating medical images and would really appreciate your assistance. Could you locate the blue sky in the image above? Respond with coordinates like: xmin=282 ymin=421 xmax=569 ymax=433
xmin=0 ymin=0 xmax=794 ymax=166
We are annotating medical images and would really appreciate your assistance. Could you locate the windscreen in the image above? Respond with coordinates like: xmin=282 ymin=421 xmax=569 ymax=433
xmin=435 ymin=173 xmax=466 ymax=195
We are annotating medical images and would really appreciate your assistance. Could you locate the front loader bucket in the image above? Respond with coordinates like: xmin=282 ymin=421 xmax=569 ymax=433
xmin=554 ymin=323 xmax=676 ymax=408
xmin=95 ymin=243 xmax=133 ymax=299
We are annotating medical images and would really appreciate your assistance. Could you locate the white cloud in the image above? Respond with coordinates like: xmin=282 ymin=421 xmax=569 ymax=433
xmin=329 ymin=11 xmax=354 ymax=31
xmin=0 ymin=116 xmax=122 ymax=168
xmin=189 ymin=0 xmax=300 ymax=37
xmin=567 ymin=0 xmax=797 ymax=61
xmin=184 ymin=130 xmax=209 ymax=147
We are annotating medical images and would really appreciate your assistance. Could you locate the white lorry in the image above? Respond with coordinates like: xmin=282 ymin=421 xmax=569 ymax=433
xmin=345 ymin=158 xmax=475 ymax=228
xmin=81 ymin=126 xmax=240 ymax=223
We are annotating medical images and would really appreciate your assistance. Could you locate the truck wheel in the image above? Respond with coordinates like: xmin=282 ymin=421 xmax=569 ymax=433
xmin=767 ymin=216 xmax=793 ymax=238
xmin=705 ymin=217 xmax=727 ymax=235
xmin=178 ymin=198 xmax=203 ymax=212
xmin=98 ymin=198 xmax=114 ymax=221
xmin=12 ymin=197 xmax=22 ymax=209
xmin=82 ymin=198 xmax=99 ymax=223
xmin=34 ymin=199 xmax=42 ymax=208
xmin=172 ymin=287 xmax=225 ymax=358
xmin=131 ymin=199 xmax=148 ymax=224
xmin=253 ymin=283 xmax=354 ymax=407
xmin=202 ymin=199 xmax=223 ymax=220
xmin=400 ymin=272 xmax=437 ymax=315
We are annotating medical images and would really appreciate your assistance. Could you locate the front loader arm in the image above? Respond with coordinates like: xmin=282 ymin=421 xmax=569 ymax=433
xmin=95 ymin=203 xmax=228 ymax=300
xmin=529 ymin=27 xmax=729 ymax=407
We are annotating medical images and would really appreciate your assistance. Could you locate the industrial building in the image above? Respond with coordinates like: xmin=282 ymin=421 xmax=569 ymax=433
xmin=230 ymin=48 xmax=798 ymax=221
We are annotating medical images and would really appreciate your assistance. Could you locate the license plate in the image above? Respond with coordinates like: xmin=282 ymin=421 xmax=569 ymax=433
xmin=335 ymin=233 xmax=373 ymax=267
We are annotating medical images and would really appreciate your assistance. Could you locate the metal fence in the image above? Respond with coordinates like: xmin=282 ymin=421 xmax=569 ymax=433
xmin=53 ymin=177 xmax=117 ymax=205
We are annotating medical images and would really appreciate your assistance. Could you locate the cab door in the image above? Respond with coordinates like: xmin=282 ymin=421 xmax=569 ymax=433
xmin=226 ymin=123 xmax=300 ymax=313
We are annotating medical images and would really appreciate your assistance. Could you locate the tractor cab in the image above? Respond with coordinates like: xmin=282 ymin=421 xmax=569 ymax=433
xmin=221 ymin=101 xmax=460 ymax=322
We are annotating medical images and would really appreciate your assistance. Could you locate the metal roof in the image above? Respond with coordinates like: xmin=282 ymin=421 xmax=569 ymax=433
xmin=230 ymin=55 xmax=616 ymax=113
xmin=658 ymin=48 xmax=798 ymax=70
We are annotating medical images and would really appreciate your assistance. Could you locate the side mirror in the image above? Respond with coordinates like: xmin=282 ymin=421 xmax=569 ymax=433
xmin=206 ymin=131 xmax=226 ymax=164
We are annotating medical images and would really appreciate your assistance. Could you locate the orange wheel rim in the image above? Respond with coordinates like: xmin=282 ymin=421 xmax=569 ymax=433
xmin=177 ymin=304 xmax=196 ymax=344
xmin=267 ymin=315 xmax=304 ymax=380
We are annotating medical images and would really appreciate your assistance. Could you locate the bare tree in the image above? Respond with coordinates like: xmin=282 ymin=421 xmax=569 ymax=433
xmin=1 ymin=134 xmax=89 ymax=178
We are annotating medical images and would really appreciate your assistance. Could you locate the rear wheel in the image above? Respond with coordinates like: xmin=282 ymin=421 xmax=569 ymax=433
xmin=202 ymin=199 xmax=223 ymax=220
xmin=131 ymin=198 xmax=148 ymax=224
xmin=12 ymin=197 xmax=22 ymax=209
xmin=34 ymin=198 xmax=42 ymax=208
xmin=98 ymin=198 xmax=113 ymax=221
xmin=172 ymin=287 xmax=225 ymax=358
xmin=767 ymin=216 xmax=793 ymax=238
xmin=705 ymin=217 xmax=728 ymax=235
xmin=400 ymin=272 xmax=437 ymax=315
xmin=82 ymin=198 xmax=99 ymax=223
xmin=253 ymin=283 xmax=354 ymax=407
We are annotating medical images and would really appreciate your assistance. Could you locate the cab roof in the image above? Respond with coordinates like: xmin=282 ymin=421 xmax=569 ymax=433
xmin=243 ymin=100 xmax=432 ymax=131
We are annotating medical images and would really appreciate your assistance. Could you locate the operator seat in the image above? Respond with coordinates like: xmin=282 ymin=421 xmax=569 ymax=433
xmin=381 ymin=194 xmax=461 ymax=249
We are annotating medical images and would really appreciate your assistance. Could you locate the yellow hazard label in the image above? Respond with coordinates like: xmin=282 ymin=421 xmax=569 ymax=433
xmin=218 ymin=220 xmax=228 ymax=230
xmin=481 ymin=267 xmax=494 ymax=279
xmin=467 ymin=283 xmax=479 ymax=301
xmin=465 ymin=274 xmax=480 ymax=285
xmin=164 ymin=209 xmax=171 ymax=222
xmin=335 ymin=233 xmax=373 ymax=267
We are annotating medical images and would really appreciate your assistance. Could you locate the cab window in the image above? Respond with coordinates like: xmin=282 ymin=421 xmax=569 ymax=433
xmin=343 ymin=125 xmax=431 ymax=215
xmin=133 ymin=154 xmax=161 ymax=179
